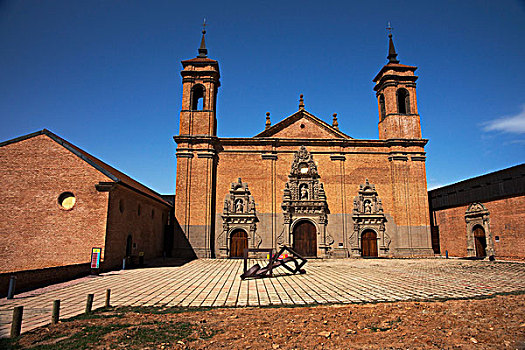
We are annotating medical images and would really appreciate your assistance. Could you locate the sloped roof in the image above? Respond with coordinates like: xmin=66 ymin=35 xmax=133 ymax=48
xmin=254 ymin=109 xmax=352 ymax=139
xmin=0 ymin=129 xmax=171 ymax=207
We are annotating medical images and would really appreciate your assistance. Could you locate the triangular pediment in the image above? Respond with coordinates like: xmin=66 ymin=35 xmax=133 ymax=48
xmin=254 ymin=110 xmax=352 ymax=139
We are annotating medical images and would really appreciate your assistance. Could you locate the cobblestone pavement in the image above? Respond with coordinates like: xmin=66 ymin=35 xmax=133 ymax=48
xmin=1 ymin=258 xmax=525 ymax=337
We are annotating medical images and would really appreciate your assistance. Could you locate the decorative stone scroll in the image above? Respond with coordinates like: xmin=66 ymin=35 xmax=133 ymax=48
xmin=348 ymin=179 xmax=390 ymax=256
xmin=279 ymin=146 xmax=331 ymax=255
xmin=217 ymin=178 xmax=260 ymax=258
xmin=465 ymin=202 xmax=494 ymax=257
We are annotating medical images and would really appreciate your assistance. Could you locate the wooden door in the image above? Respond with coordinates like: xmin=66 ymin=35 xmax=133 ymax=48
xmin=293 ymin=221 xmax=317 ymax=257
xmin=230 ymin=229 xmax=248 ymax=258
xmin=362 ymin=230 xmax=378 ymax=257
xmin=473 ymin=226 xmax=487 ymax=258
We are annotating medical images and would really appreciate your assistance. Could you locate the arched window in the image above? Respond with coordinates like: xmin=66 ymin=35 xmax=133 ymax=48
xmin=397 ymin=89 xmax=410 ymax=114
xmin=191 ymin=84 xmax=205 ymax=110
xmin=379 ymin=94 xmax=386 ymax=121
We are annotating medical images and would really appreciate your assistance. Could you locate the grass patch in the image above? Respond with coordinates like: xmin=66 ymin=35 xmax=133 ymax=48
xmin=26 ymin=324 xmax=131 ymax=350
xmin=0 ymin=337 xmax=20 ymax=350
xmin=116 ymin=321 xmax=221 ymax=347
xmin=120 ymin=322 xmax=194 ymax=345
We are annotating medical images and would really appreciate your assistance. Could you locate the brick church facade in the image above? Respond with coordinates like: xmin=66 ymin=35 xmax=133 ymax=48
xmin=173 ymin=30 xmax=434 ymax=259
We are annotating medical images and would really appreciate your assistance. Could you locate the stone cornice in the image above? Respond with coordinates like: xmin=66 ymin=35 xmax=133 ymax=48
xmin=215 ymin=137 xmax=428 ymax=148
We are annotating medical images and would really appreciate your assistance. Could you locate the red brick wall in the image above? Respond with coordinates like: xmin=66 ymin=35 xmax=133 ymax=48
xmin=433 ymin=195 xmax=525 ymax=259
xmin=210 ymin=141 xmax=432 ymax=257
xmin=103 ymin=185 xmax=171 ymax=269
xmin=0 ymin=135 xmax=111 ymax=273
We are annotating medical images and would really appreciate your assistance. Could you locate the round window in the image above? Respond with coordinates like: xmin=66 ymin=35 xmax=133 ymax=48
xmin=58 ymin=192 xmax=76 ymax=210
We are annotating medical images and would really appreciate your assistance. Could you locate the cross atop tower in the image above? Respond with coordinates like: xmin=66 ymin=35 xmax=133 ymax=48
xmin=198 ymin=18 xmax=208 ymax=58
xmin=386 ymin=22 xmax=399 ymax=64
xmin=386 ymin=22 xmax=393 ymax=35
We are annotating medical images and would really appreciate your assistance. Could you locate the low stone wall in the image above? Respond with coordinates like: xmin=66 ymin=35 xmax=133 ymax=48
xmin=0 ymin=263 xmax=91 ymax=297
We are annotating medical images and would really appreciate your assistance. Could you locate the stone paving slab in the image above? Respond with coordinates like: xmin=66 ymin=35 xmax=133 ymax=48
xmin=1 ymin=258 xmax=525 ymax=338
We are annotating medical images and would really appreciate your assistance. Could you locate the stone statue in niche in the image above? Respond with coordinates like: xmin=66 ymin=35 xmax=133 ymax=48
xmin=281 ymin=146 xmax=330 ymax=255
xmin=235 ymin=199 xmax=244 ymax=212
xmin=300 ymin=184 xmax=308 ymax=200
xmin=349 ymin=178 xmax=390 ymax=256
xmin=219 ymin=178 xmax=260 ymax=258
xmin=364 ymin=200 xmax=372 ymax=213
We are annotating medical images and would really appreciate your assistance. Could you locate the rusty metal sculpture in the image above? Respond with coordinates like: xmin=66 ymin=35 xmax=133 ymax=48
xmin=240 ymin=246 xmax=307 ymax=280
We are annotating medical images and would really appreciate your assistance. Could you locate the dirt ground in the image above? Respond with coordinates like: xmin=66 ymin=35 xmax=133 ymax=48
xmin=4 ymin=293 xmax=525 ymax=349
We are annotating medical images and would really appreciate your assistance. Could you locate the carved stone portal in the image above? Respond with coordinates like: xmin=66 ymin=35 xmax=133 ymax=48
xmin=279 ymin=146 xmax=331 ymax=256
xmin=349 ymin=179 xmax=390 ymax=257
xmin=465 ymin=202 xmax=494 ymax=258
xmin=217 ymin=178 xmax=260 ymax=258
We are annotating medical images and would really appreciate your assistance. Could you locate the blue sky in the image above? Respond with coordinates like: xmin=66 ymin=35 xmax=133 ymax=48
xmin=1 ymin=0 xmax=524 ymax=194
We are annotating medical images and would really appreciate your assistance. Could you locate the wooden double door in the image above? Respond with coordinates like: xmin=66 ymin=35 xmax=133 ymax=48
xmin=473 ymin=226 xmax=487 ymax=258
xmin=230 ymin=229 xmax=248 ymax=258
xmin=293 ymin=221 xmax=317 ymax=257
xmin=361 ymin=230 xmax=378 ymax=258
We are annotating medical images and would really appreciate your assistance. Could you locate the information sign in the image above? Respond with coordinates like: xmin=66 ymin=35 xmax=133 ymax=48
xmin=91 ymin=248 xmax=101 ymax=269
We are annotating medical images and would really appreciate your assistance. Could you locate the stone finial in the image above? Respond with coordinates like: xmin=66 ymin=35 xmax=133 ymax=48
xmin=198 ymin=18 xmax=208 ymax=58
xmin=332 ymin=113 xmax=339 ymax=129
xmin=299 ymin=94 xmax=305 ymax=110
xmin=265 ymin=112 xmax=271 ymax=129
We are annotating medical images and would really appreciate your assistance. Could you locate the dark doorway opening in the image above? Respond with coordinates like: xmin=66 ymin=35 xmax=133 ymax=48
xmin=293 ymin=220 xmax=317 ymax=257
xmin=230 ymin=229 xmax=248 ymax=258
xmin=473 ymin=225 xmax=487 ymax=258
xmin=361 ymin=230 xmax=378 ymax=258
xmin=126 ymin=235 xmax=133 ymax=257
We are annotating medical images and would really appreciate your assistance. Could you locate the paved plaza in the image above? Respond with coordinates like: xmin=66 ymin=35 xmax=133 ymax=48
xmin=1 ymin=258 xmax=525 ymax=337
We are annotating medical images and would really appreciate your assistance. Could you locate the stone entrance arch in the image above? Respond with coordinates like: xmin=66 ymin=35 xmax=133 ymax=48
xmin=279 ymin=146 xmax=331 ymax=257
xmin=217 ymin=178 xmax=260 ymax=258
xmin=349 ymin=179 xmax=390 ymax=257
xmin=465 ymin=203 xmax=494 ymax=258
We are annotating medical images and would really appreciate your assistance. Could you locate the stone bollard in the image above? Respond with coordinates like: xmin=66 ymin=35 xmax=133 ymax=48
xmin=105 ymin=289 xmax=111 ymax=308
xmin=85 ymin=294 xmax=94 ymax=314
xmin=7 ymin=275 xmax=16 ymax=299
xmin=10 ymin=306 xmax=23 ymax=338
xmin=52 ymin=300 xmax=60 ymax=324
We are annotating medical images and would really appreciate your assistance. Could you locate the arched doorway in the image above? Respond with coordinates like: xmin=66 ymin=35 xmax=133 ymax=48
xmin=293 ymin=220 xmax=317 ymax=257
xmin=361 ymin=230 xmax=378 ymax=258
xmin=473 ymin=225 xmax=487 ymax=258
xmin=230 ymin=229 xmax=248 ymax=258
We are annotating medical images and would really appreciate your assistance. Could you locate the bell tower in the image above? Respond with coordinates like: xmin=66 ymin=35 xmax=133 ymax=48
xmin=373 ymin=31 xmax=421 ymax=139
xmin=179 ymin=23 xmax=220 ymax=136
xmin=173 ymin=23 xmax=220 ymax=258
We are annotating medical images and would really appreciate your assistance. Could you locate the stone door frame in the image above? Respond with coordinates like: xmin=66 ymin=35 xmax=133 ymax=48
xmin=465 ymin=202 xmax=494 ymax=258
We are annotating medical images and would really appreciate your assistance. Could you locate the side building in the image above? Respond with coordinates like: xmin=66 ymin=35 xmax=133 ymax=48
xmin=429 ymin=164 xmax=525 ymax=260
xmin=0 ymin=129 xmax=173 ymax=295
